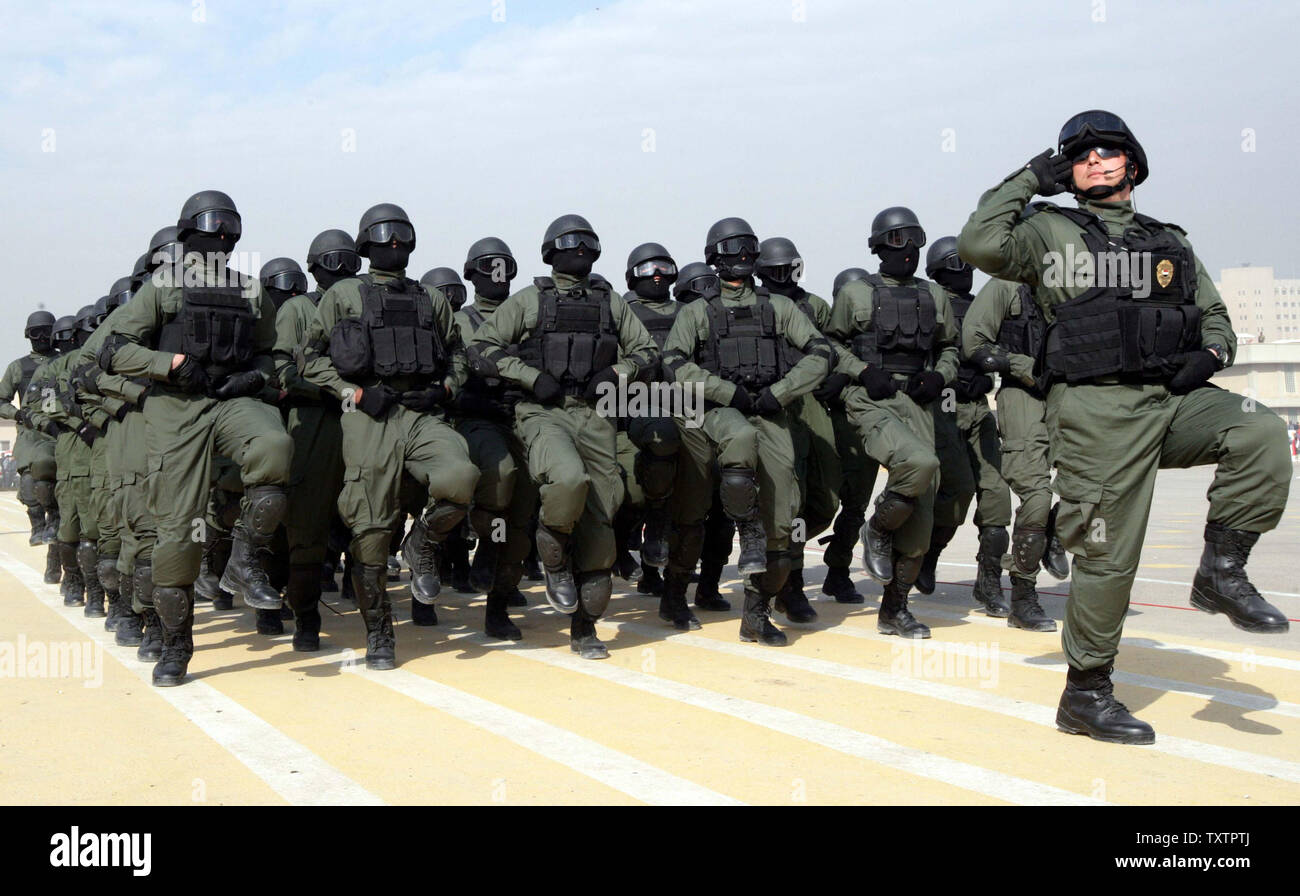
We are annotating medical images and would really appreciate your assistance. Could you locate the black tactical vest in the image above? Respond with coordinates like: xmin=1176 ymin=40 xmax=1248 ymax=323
xmin=517 ymin=278 xmax=619 ymax=396
xmin=462 ymin=305 xmax=487 ymax=333
xmin=158 ymin=275 xmax=258 ymax=377
xmin=330 ymin=275 xmax=449 ymax=383
xmin=626 ymin=297 xmax=680 ymax=350
xmin=697 ymin=288 xmax=788 ymax=390
xmin=850 ymin=275 xmax=937 ymax=375
xmin=460 ymin=305 xmax=520 ymax=410
xmin=1044 ymin=208 xmax=1200 ymax=383
xmin=17 ymin=355 xmax=43 ymax=399
xmin=947 ymin=291 xmax=981 ymax=393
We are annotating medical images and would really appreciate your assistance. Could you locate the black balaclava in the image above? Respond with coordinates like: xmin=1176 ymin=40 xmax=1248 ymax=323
xmin=713 ymin=252 xmax=756 ymax=282
xmin=552 ymin=246 xmax=594 ymax=278
xmin=442 ymin=285 xmax=468 ymax=310
xmin=184 ymin=233 xmax=234 ymax=258
xmin=369 ymin=243 xmax=412 ymax=272
xmin=876 ymin=245 xmax=919 ymax=279
xmin=29 ymin=330 xmax=53 ymax=355
xmin=758 ymin=265 xmax=803 ymax=298
xmin=266 ymin=288 xmax=295 ymax=311
xmin=309 ymin=267 xmax=349 ymax=294
xmin=633 ymin=277 xmax=673 ymax=301
xmin=469 ymin=271 xmax=512 ymax=302
xmin=932 ymin=268 xmax=973 ymax=295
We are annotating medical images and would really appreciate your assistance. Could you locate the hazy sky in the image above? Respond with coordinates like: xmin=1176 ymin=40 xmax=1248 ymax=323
xmin=2 ymin=0 xmax=1297 ymax=363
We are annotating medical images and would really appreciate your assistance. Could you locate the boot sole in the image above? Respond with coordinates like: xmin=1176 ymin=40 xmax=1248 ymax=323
xmin=221 ymin=571 xmax=283 ymax=610
xmin=738 ymin=629 xmax=788 ymax=647
xmin=292 ymin=641 xmax=321 ymax=653
xmin=152 ymin=677 xmax=186 ymax=687
xmin=1056 ymin=713 xmax=1155 ymax=745
xmin=876 ymin=624 xmax=931 ymax=639
xmin=659 ymin=612 xmax=702 ymax=631
xmin=486 ymin=627 xmax=523 ymax=642
xmin=1008 ymin=617 xmax=1058 ymax=633
xmin=975 ymin=601 xmax=1011 ymax=619
xmin=365 ymin=659 xmax=397 ymax=671
xmin=1190 ymin=590 xmax=1290 ymax=634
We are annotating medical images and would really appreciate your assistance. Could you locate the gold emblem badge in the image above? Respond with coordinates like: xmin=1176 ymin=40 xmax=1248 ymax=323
xmin=1156 ymin=259 xmax=1175 ymax=289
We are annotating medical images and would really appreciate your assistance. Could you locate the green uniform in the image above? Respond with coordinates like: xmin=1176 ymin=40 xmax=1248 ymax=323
xmin=469 ymin=271 xmax=658 ymax=575
xmin=0 ymin=349 xmax=59 ymax=532
xmin=98 ymin=258 xmax=293 ymax=589
xmin=826 ymin=274 xmax=961 ymax=559
xmin=302 ymin=267 xmax=477 ymax=568
xmin=958 ymin=166 xmax=1292 ymax=670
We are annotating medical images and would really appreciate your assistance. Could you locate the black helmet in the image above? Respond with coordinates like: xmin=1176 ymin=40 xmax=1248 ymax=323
xmin=463 ymin=236 xmax=518 ymax=280
xmin=625 ymin=242 xmax=678 ymax=289
xmin=93 ymin=296 xmax=111 ymax=327
xmin=76 ymin=304 xmax=99 ymax=334
xmin=868 ymin=207 xmax=926 ymax=251
xmin=177 ymin=190 xmax=241 ymax=241
xmin=541 ymin=214 xmax=601 ymax=263
xmin=259 ymin=257 xmax=308 ymax=296
xmin=53 ymin=315 xmax=78 ymax=346
xmin=109 ymin=275 xmax=133 ymax=304
xmin=356 ymin=204 xmax=415 ymax=257
xmin=148 ymin=225 xmax=183 ymax=268
xmin=306 ymin=229 xmax=362 ymax=276
xmin=1057 ymin=109 xmax=1148 ymax=187
xmin=924 ymin=236 xmax=968 ymax=278
xmin=130 ymin=253 xmax=151 ymax=291
xmin=421 ymin=267 xmax=468 ymax=308
xmin=24 ymin=311 xmax=55 ymax=338
xmin=832 ymin=267 xmax=870 ymax=298
xmin=757 ymin=236 xmax=804 ymax=285
xmin=704 ymin=217 xmax=759 ymax=261
xmin=673 ymin=262 xmax=722 ymax=303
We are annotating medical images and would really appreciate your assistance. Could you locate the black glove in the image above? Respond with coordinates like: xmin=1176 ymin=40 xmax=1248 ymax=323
xmin=169 ymin=356 xmax=210 ymax=394
xmin=755 ymin=387 xmax=783 ymax=417
xmin=42 ymin=420 xmax=61 ymax=437
xmin=728 ymin=387 xmax=754 ymax=415
xmin=813 ymin=372 xmax=850 ymax=404
xmin=1168 ymin=350 xmax=1218 ymax=395
xmin=968 ymin=345 xmax=1012 ymax=376
xmin=583 ymin=366 xmax=620 ymax=401
xmin=905 ymin=370 xmax=947 ymax=405
xmin=399 ymin=385 xmax=450 ymax=411
xmin=531 ymin=373 xmax=564 ymax=407
xmin=212 ymin=370 xmax=266 ymax=400
xmin=113 ymin=403 xmax=130 ymax=421
xmin=71 ymin=368 xmax=101 ymax=396
xmin=859 ymin=366 xmax=898 ymax=401
xmin=962 ymin=374 xmax=995 ymax=400
xmin=76 ymin=422 xmax=100 ymax=446
xmin=1026 ymin=149 xmax=1072 ymax=196
xmin=15 ymin=408 xmax=31 ymax=428
xmin=355 ymin=384 xmax=398 ymax=418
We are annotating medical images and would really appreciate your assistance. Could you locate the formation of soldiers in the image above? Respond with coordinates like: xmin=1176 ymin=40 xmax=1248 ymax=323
xmin=4 ymin=109 xmax=1291 ymax=746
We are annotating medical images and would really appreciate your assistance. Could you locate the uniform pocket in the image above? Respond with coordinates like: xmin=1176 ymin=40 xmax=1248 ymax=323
xmin=1052 ymin=470 xmax=1106 ymax=560
xmin=338 ymin=466 xmax=375 ymax=531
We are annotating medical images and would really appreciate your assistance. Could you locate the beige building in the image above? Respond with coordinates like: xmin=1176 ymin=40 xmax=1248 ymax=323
xmin=1215 ymin=265 xmax=1300 ymax=343
xmin=1216 ymin=343 xmax=1300 ymax=429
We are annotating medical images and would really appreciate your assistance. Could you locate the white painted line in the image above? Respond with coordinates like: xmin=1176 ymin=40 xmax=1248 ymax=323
xmin=0 ymin=547 xmax=384 ymax=806
xmin=346 ymin=665 xmax=744 ymax=806
xmin=601 ymin=620 xmax=1300 ymax=785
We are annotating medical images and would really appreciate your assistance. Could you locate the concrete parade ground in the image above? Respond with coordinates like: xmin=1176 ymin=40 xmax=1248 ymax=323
xmin=1 ymin=464 xmax=1297 ymax=806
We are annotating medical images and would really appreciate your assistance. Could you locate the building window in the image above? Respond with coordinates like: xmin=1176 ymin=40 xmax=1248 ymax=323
xmin=1287 ymin=369 xmax=1297 ymax=393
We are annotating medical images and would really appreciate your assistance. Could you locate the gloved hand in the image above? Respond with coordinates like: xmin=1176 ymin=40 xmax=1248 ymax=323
xmin=113 ymin=403 xmax=131 ymax=421
xmin=962 ymin=374 xmax=995 ymax=400
xmin=1168 ymin=350 xmax=1218 ymax=395
xmin=211 ymin=370 xmax=266 ymax=400
xmin=355 ymin=384 xmax=398 ymax=418
xmin=754 ymin=387 xmax=783 ymax=417
xmin=71 ymin=368 xmax=101 ymax=396
xmin=728 ymin=387 xmax=754 ymax=415
xmin=583 ymin=366 xmax=620 ymax=401
xmin=43 ymin=420 xmax=62 ymax=437
xmin=813 ymin=372 xmax=850 ymax=404
xmin=76 ymin=422 xmax=101 ymax=446
xmin=15 ymin=408 xmax=32 ymax=428
xmin=531 ymin=373 xmax=564 ymax=406
xmin=169 ymin=356 xmax=210 ymax=394
xmin=400 ymin=385 xmax=450 ymax=411
xmin=968 ymin=345 xmax=1012 ymax=376
xmin=905 ymin=370 xmax=947 ymax=405
xmin=1026 ymin=149 xmax=1072 ymax=196
xmin=859 ymin=366 xmax=898 ymax=401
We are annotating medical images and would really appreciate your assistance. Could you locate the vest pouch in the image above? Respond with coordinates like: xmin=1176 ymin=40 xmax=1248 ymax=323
xmin=391 ymin=325 xmax=420 ymax=374
xmin=414 ymin=327 xmax=437 ymax=375
xmin=208 ymin=309 xmax=253 ymax=366
xmin=1045 ymin=290 xmax=1123 ymax=382
xmin=542 ymin=333 xmax=572 ymax=379
xmin=330 ymin=318 xmax=373 ymax=380
xmin=874 ymin=298 xmax=901 ymax=351
xmin=567 ymin=333 xmax=597 ymax=382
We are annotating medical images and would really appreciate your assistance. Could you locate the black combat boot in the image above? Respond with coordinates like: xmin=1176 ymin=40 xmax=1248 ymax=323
xmin=612 ymin=506 xmax=643 ymax=583
xmin=220 ymin=486 xmax=288 ymax=610
xmin=739 ymin=582 xmax=787 ymax=647
xmin=134 ymin=565 xmax=162 ymax=661
xmin=821 ymin=565 xmax=864 ymax=604
xmin=60 ymin=542 xmax=84 ymax=606
xmin=536 ymin=525 xmax=579 ymax=614
xmin=774 ymin=566 xmax=818 ymax=623
xmin=195 ymin=531 xmax=235 ymax=609
xmin=972 ymin=526 xmax=1010 ymax=618
xmin=638 ymin=565 xmax=664 ymax=596
xmin=720 ymin=468 xmax=766 ymax=575
xmin=26 ymin=503 xmax=46 ymax=547
xmin=447 ymin=534 xmax=473 ymax=594
xmin=44 ymin=544 xmax=62 ymax=585
xmin=355 ymin=564 xmax=396 ymax=671
xmin=693 ymin=550 xmax=731 ymax=612
xmin=78 ymin=541 xmax=106 ymax=619
xmin=115 ymin=569 xmax=142 ymax=646
xmin=467 ymin=509 xmax=500 ymax=594
xmin=1008 ymin=577 xmax=1057 ymax=632
xmin=340 ymin=554 xmax=357 ymax=604
xmin=570 ymin=602 xmax=609 ymax=660
xmin=915 ymin=524 xmax=958 ymax=595
xmin=640 ymin=505 xmax=669 ymax=570
xmin=98 ymin=554 xmax=122 ymax=631
xmin=659 ymin=570 xmax=701 ymax=632
xmin=321 ymin=559 xmax=340 ymax=594
xmin=861 ymin=491 xmax=915 ymax=585
xmin=877 ymin=553 xmax=930 ymax=638
xmin=1041 ymin=503 xmax=1071 ymax=580
xmin=1056 ymin=665 xmax=1155 ymax=745
xmin=285 ymin=562 xmax=325 ymax=652
xmin=151 ymin=586 xmax=195 ymax=688
xmin=255 ymin=607 xmax=284 ymax=635
xmin=1190 ymin=524 xmax=1289 ymax=633
xmin=42 ymin=504 xmax=60 ymax=545
xmin=484 ymin=587 xmax=522 ymax=642
xmin=410 ymin=595 xmax=438 ymax=627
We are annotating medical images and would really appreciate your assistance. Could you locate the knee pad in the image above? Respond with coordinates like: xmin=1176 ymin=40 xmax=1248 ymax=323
xmin=96 ymin=555 xmax=121 ymax=592
xmin=153 ymin=586 xmax=192 ymax=628
xmin=133 ymin=564 xmax=155 ymax=608
xmin=243 ymin=485 xmax=288 ymax=537
xmin=534 ymin=524 xmax=570 ymax=570
xmin=1010 ymin=527 xmax=1047 ymax=576
xmin=18 ymin=472 xmax=36 ymax=506
xmin=423 ymin=501 xmax=468 ymax=541
xmin=894 ymin=553 xmax=923 ymax=587
xmin=578 ymin=570 xmax=613 ymax=617
xmin=978 ymin=525 xmax=1010 ymax=560
xmin=33 ymin=479 xmax=56 ymax=509
xmin=719 ymin=467 xmax=759 ymax=521
xmin=872 ymin=490 xmax=916 ymax=532
xmin=635 ymin=452 xmax=678 ymax=504
xmin=76 ymin=539 xmax=99 ymax=571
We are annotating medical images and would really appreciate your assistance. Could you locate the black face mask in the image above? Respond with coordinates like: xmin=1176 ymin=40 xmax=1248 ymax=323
xmin=932 ymin=269 xmax=973 ymax=295
xmin=74 ymin=330 xmax=91 ymax=348
xmin=368 ymin=244 xmax=412 ymax=272
xmin=55 ymin=337 xmax=76 ymax=355
xmin=634 ymin=278 xmax=673 ymax=301
xmin=469 ymin=272 xmax=511 ymax=302
xmin=310 ymin=267 xmax=348 ymax=294
xmin=877 ymin=245 xmax=919 ymax=279
xmin=185 ymin=233 xmax=236 ymax=258
xmin=758 ymin=276 xmax=801 ymax=298
xmin=714 ymin=252 xmax=755 ymax=281
xmin=552 ymin=247 xmax=595 ymax=278
xmin=266 ymin=287 xmax=295 ymax=310
xmin=29 ymin=334 xmax=53 ymax=354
